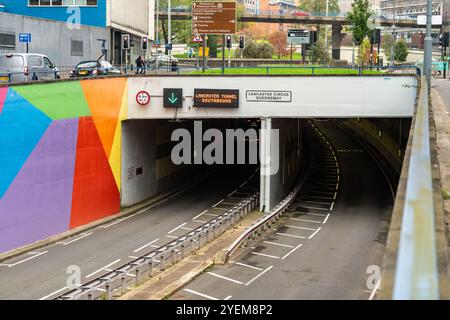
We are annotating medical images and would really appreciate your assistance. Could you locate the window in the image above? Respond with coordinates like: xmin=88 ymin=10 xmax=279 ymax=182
xmin=29 ymin=55 xmax=43 ymax=67
xmin=43 ymin=57 xmax=53 ymax=67
xmin=28 ymin=0 xmax=97 ymax=6
xmin=0 ymin=32 xmax=15 ymax=50
xmin=71 ymin=40 xmax=83 ymax=56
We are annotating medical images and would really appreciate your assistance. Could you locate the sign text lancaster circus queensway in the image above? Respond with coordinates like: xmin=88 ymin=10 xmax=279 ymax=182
xmin=246 ymin=90 xmax=292 ymax=103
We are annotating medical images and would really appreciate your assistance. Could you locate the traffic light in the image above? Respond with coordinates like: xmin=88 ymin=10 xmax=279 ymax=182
xmin=141 ymin=37 xmax=148 ymax=50
xmin=310 ymin=31 xmax=318 ymax=44
xmin=121 ymin=34 xmax=130 ymax=50
xmin=226 ymin=35 xmax=232 ymax=49
xmin=440 ymin=32 xmax=449 ymax=47
xmin=370 ymin=29 xmax=381 ymax=44
xmin=239 ymin=35 xmax=245 ymax=49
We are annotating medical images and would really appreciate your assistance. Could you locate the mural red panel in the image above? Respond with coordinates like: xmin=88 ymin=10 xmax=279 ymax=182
xmin=70 ymin=116 xmax=120 ymax=229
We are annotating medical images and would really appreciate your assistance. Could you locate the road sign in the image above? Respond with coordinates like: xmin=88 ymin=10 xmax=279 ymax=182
xmin=192 ymin=1 xmax=236 ymax=35
xmin=246 ymin=90 xmax=292 ymax=103
xmin=164 ymin=88 xmax=183 ymax=108
xmin=192 ymin=34 xmax=203 ymax=43
xmin=19 ymin=33 xmax=31 ymax=43
xmin=136 ymin=91 xmax=151 ymax=106
xmin=287 ymin=29 xmax=310 ymax=45
xmin=194 ymin=89 xmax=239 ymax=108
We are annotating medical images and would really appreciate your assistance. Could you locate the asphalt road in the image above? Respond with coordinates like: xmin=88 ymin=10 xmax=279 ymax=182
xmin=170 ymin=121 xmax=394 ymax=300
xmin=0 ymin=165 xmax=258 ymax=300
xmin=433 ymin=78 xmax=450 ymax=113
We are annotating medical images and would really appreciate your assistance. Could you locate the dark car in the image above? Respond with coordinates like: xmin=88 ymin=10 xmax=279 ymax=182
xmin=70 ymin=60 xmax=121 ymax=78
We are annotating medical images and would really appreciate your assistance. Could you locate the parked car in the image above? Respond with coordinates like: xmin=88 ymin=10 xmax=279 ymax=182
xmin=173 ymin=5 xmax=189 ymax=12
xmin=147 ymin=55 xmax=179 ymax=66
xmin=70 ymin=60 xmax=121 ymax=78
xmin=291 ymin=10 xmax=311 ymax=17
xmin=0 ymin=53 xmax=59 ymax=83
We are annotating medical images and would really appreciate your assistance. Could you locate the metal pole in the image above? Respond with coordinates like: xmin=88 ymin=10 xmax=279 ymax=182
xmin=324 ymin=0 xmax=329 ymax=49
xmin=290 ymin=43 xmax=293 ymax=67
xmin=168 ymin=0 xmax=172 ymax=66
xmin=156 ymin=0 xmax=159 ymax=72
xmin=352 ymin=40 xmax=355 ymax=68
xmin=202 ymin=35 xmax=206 ymax=73
xmin=390 ymin=0 xmax=396 ymax=67
xmin=222 ymin=34 xmax=225 ymax=74
xmin=424 ymin=0 xmax=433 ymax=89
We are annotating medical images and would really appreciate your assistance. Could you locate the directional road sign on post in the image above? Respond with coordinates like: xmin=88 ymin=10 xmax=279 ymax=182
xmin=287 ymin=29 xmax=310 ymax=45
xmin=192 ymin=1 xmax=237 ymax=35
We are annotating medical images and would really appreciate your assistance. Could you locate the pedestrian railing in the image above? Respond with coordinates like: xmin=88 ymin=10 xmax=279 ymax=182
xmin=54 ymin=193 xmax=259 ymax=300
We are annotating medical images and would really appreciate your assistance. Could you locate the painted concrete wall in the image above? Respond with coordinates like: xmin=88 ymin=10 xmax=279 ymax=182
xmin=0 ymin=12 xmax=108 ymax=66
xmin=0 ymin=0 xmax=107 ymax=27
xmin=127 ymin=76 xmax=417 ymax=119
xmin=0 ymin=78 xmax=127 ymax=254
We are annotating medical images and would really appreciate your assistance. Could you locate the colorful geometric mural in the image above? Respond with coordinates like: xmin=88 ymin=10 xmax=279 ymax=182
xmin=0 ymin=78 xmax=128 ymax=254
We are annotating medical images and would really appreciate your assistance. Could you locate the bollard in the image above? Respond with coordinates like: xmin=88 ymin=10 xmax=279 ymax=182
xmin=121 ymin=275 xmax=127 ymax=294
xmin=135 ymin=267 xmax=140 ymax=285
xmin=88 ymin=292 xmax=94 ymax=300
xmin=170 ymin=249 xmax=176 ymax=265
xmin=105 ymin=282 xmax=111 ymax=300
xmin=160 ymin=254 xmax=165 ymax=271
xmin=148 ymin=260 xmax=153 ymax=278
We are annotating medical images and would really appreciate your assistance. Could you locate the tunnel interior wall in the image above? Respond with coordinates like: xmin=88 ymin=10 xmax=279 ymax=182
xmin=339 ymin=118 xmax=411 ymax=181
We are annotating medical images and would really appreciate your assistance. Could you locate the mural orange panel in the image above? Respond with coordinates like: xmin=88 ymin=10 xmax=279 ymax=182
xmin=80 ymin=78 xmax=126 ymax=158
xmin=70 ymin=116 xmax=120 ymax=229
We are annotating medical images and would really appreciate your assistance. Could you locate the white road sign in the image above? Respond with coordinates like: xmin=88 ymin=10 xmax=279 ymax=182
xmin=246 ymin=90 xmax=292 ymax=103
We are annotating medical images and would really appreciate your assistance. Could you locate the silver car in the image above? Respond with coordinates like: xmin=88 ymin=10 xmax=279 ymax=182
xmin=0 ymin=53 xmax=59 ymax=83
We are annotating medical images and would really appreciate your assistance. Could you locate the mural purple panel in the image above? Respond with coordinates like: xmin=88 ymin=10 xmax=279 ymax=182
xmin=0 ymin=87 xmax=6 ymax=114
xmin=0 ymin=119 xmax=78 ymax=253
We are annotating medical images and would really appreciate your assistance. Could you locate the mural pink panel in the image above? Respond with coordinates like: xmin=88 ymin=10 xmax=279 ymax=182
xmin=0 ymin=119 xmax=78 ymax=253
xmin=0 ymin=87 xmax=6 ymax=114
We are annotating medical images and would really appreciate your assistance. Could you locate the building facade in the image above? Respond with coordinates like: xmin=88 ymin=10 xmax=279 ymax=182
xmin=380 ymin=0 xmax=441 ymax=19
xmin=0 ymin=0 xmax=154 ymax=66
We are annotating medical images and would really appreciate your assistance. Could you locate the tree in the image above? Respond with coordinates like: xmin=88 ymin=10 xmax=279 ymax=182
xmin=300 ymin=0 xmax=340 ymax=16
xmin=308 ymin=40 xmax=330 ymax=63
xmin=239 ymin=40 xmax=273 ymax=59
xmin=269 ymin=31 xmax=288 ymax=59
xmin=347 ymin=0 xmax=373 ymax=68
xmin=394 ymin=39 xmax=408 ymax=63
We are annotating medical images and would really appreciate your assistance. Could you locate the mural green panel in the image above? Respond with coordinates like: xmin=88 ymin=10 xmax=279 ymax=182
xmin=13 ymin=82 xmax=91 ymax=120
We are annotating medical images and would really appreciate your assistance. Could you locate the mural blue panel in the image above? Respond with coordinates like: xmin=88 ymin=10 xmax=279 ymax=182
xmin=0 ymin=88 xmax=51 ymax=199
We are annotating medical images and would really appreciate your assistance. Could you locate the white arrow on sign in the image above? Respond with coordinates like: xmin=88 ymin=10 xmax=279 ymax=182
xmin=229 ymin=20 xmax=235 ymax=23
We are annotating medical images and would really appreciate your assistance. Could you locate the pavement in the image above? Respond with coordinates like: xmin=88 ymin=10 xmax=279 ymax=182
xmin=430 ymin=78 xmax=450 ymax=248
xmin=167 ymin=121 xmax=394 ymax=300
xmin=0 ymin=165 xmax=258 ymax=300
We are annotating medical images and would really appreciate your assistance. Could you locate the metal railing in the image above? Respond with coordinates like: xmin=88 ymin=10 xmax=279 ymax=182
xmin=55 ymin=193 xmax=259 ymax=300
xmin=223 ymin=168 xmax=311 ymax=264
xmin=391 ymin=76 xmax=440 ymax=299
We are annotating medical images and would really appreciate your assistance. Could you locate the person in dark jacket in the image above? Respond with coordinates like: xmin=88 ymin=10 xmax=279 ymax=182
xmin=136 ymin=55 xmax=145 ymax=74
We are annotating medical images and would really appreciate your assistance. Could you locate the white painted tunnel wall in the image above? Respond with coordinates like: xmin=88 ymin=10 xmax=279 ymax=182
xmin=127 ymin=76 xmax=417 ymax=119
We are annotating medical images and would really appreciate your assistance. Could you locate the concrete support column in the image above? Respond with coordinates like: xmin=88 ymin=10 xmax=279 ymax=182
xmin=260 ymin=118 xmax=272 ymax=213
xmin=331 ymin=24 xmax=343 ymax=60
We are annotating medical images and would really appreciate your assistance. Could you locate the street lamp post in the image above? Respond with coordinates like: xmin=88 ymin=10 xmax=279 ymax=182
xmin=424 ymin=0 xmax=433 ymax=88
xmin=324 ymin=0 xmax=329 ymax=50
xmin=168 ymin=0 xmax=172 ymax=68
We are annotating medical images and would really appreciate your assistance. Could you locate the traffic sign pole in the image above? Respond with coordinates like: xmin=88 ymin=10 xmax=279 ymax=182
xmin=222 ymin=34 xmax=226 ymax=75
xmin=202 ymin=35 xmax=206 ymax=73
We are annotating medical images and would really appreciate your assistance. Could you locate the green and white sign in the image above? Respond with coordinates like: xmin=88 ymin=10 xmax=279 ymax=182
xmin=164 ymin=88 xmax=183 ymax=108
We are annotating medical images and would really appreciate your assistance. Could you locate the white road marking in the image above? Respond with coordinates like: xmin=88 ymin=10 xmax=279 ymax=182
xmin=330 ymin=202 xmax=335 ymax=211
xmin=57 ymin=232 xmax=93 ymax=246
xmin=224 ymin=295 xmax=232 ymax=300
xmin=208 ymin=272 xmax=243 ymax=284
xmin=264 ymin=241 xmax=294 ymax=248
xmin=39 ymin=286 xmax=69 ymax=300
xmin=193 ymin=219 xmax=207 ymax=223
xmin=336 ymin=183 xmax=340 ymax=190
xmin=0 ymin=264 xmax=10 ymax=267
xmin=245 ymin=266 xmax=274 ymax=286
xmin=323 ymin=214 xmax=331 ymax=224
xmin=296 ymin=205 xmax=330 ymax=211
xmin=193 ymin=210 xmax=208 ymax=220
xmin=86 ymin=259 xmax=121 ymax=278
xmin=150 ymin=245 xmax=160 ymax=248
xmin=299 ymin=200 xmax=332 ymax=206
xmin=168 ymin=223 xmax=187 ymax=234
xmin=290 ymin=212 xmax=326 ymax=217
xmin=128 ymin=256 xmax=138 ymax=259
xmin=308 ymin=227 xmax=322 ymax=239
xmin=333 ymin=192 xmax=338 ymax=200
xmin=211 ymin=207 xmax=229 ymax=211
xmin=166 ymin=235 xmax=178 ymax=239
xmin=251 ymin=252 xmax=280 ymax=259
xmin=276 ymin=233 xmax=306 ymax=239
xmin=184 ymin=288 xmax=219 ymax=300
xmin=205 ymin=212 xmax=219 ymax=216
xmin=228 ymin=189 xmax=238 ymax=197
xmin=133 ymin=238 xmax=160 ymax=253
xmin=213 ymin=199 xmax=224 ymax=207
xmin=289 ymin=217 xmax=322 ymax=224
xmin=101 ymin=214 xmax=136 ymax=229
xmin=234 ymin=262 xmax=264 ymax=271
xmin=181 ymin=227 xmax=194 ymax=231
xmin=368 ymin=279 xmax=381 ymax=300
xmin=281 ymin=244 xmax=303 ymax=260
xmin=8 ymin=251 xmax=48 ymax=267
xmin=286 ymin=225 xmax=317 ymax=231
